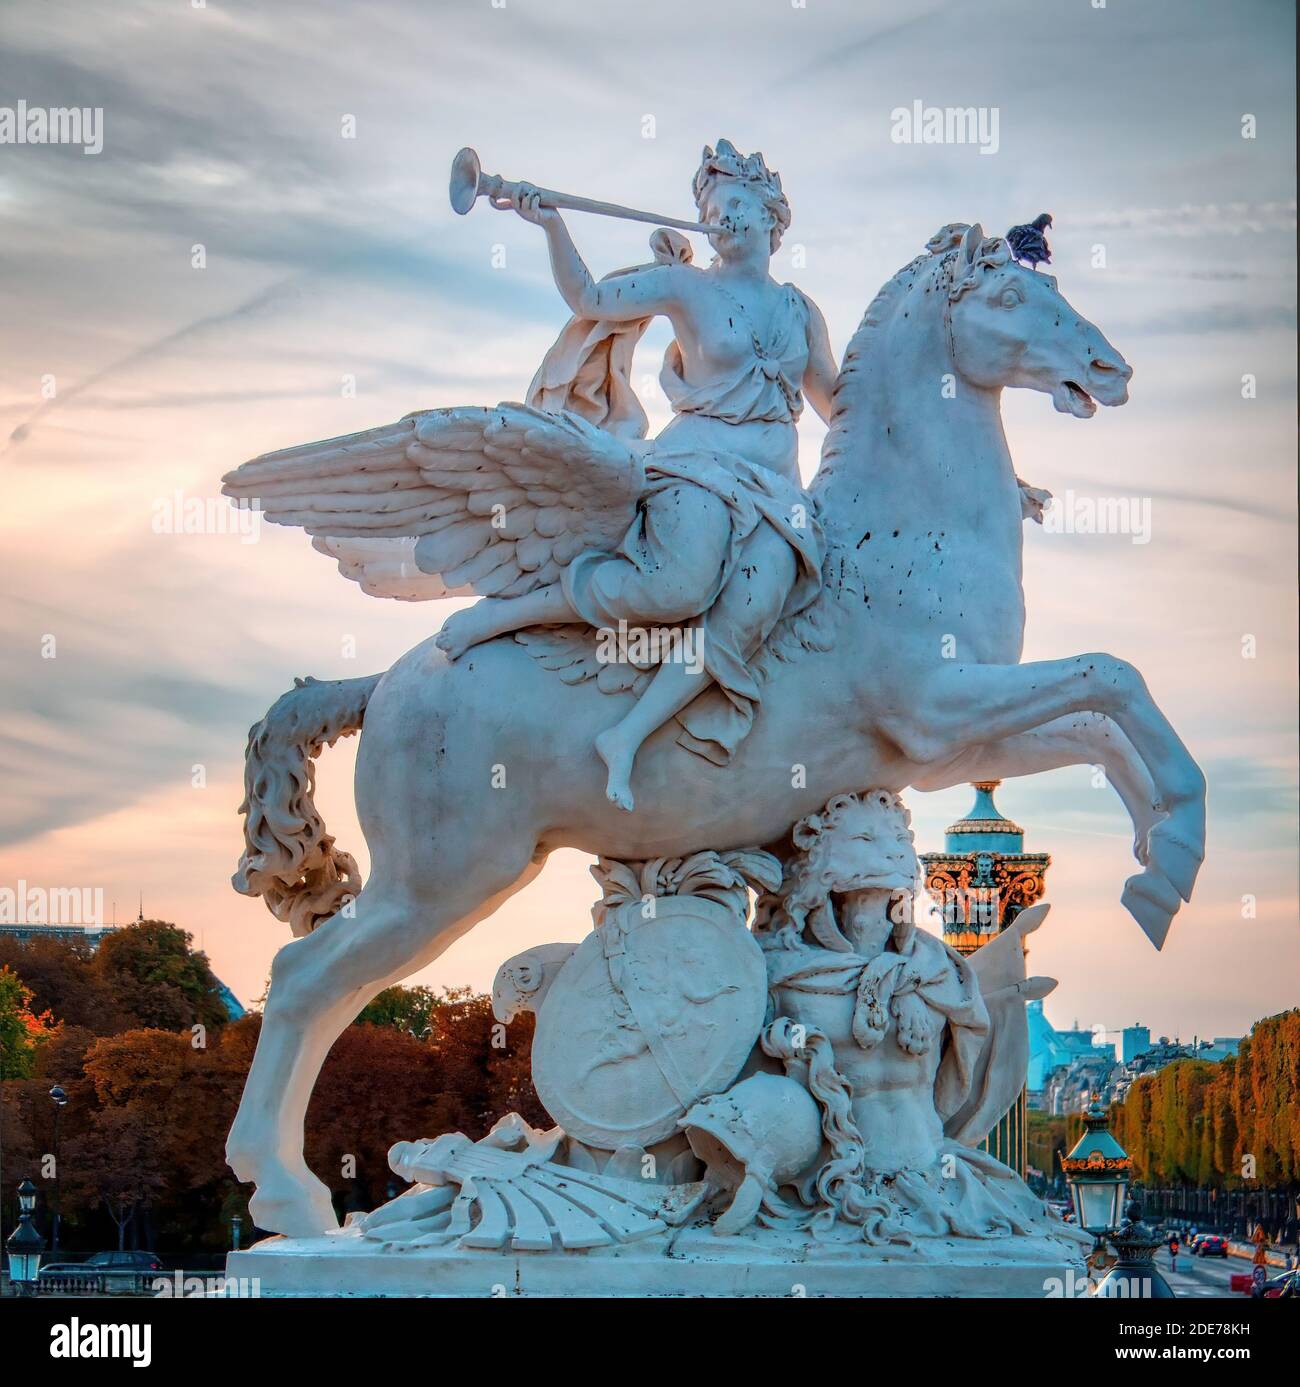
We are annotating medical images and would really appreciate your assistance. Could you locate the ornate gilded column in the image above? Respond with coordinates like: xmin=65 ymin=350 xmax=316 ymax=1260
xmin=919 ymin=781 xmax=1050 ymax=1178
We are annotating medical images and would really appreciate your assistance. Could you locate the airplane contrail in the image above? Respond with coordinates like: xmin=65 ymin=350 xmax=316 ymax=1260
xmin=4 ymin=272 xmax=304 ymax=456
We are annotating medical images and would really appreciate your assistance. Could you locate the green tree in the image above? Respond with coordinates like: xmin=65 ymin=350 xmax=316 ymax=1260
xmin=354 ymin=984 xmax=444 ymax=1038
xmin=92 ymin=920 xmax=229 ymax=1032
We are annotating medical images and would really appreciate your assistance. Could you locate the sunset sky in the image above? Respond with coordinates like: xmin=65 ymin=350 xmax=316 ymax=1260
xmin=1 ymin=0 xmax=1295 ymax=1044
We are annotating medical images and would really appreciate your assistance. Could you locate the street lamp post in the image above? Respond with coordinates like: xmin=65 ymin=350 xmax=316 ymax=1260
xmin=1063 ymin=1098 xmax=1132 ymax=1240
xmin=6 ymin=1179 xmax=45 ymax=1297
xmin=1062 ymin=1097 xmax=1175 ymax=1299
xmin=1095 ymin=1196 xmax=1177 ymax=1300
xmin=48 ymin=1085 xmax=67 ymax=1253
xmin=231 ymin=1214 xmax=243 ymax=1252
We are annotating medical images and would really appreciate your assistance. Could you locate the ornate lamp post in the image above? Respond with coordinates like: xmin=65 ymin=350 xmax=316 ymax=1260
xmin=1062 ymin=1099 xmax=1174 ymax=1298
xmin=6 ymin=1179 xmax=45 ymax=1297
xmin=1094 ymin=1196 xmax=1176 ymax=1300
xmin=48 ymin=1084 xmax=67 ymax=1253
xmin=1063 ymin=1098 xmax=1132 ymax=1238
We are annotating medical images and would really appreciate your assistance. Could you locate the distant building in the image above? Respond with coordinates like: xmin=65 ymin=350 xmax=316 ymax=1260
xmin=1120 ymin=1023 xmax=1151 ymax=1064
xmin=214 ymin=980 xmax=246 ymax=1021
xmin=0 ymin=922 xmax=118 ymax=951
xmin=1110 ymin=1037 xmax=1193 ymax=1102
xmin=1043 ymin=1050 xmax=1120 ymax=1116
xmin=1027 ymin=999 xmax=1111 ymax=1093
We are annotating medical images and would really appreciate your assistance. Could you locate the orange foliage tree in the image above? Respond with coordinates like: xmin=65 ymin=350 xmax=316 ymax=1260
xmin=1110 ymin=1009 xmax=1299 ymax=1190
xmin=2 ymin=935 xmax=545 ymax=1252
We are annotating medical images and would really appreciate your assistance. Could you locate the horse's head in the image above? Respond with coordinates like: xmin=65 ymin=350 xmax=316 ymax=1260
xmin=944 ymin=223 xmax=1131 ymax=417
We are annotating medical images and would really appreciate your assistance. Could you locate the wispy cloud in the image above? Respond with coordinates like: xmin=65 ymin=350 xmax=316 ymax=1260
xmin=1 ymin=0 xmax=1294 ymax=1037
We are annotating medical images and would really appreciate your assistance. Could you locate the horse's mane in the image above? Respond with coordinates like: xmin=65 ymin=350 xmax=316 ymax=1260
xmin=814 ymin=247 xmax=958 ymax=492
xmin=757 ymin=248 xmax=953 ymax=671
xmin=760 ymin=231 xmax=1010 ymax=672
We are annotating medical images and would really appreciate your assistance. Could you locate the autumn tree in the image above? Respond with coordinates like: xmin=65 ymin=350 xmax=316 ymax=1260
xmin=1 ymin=939 xmax=551 ymax=1253
xmin=1111 ymin=1010 xmax=1299 ymax=1190
xmin=0 ymin=964 xmax=60 ymax=1079
xmin=0 ymin=934 xmax=127 ymax=1036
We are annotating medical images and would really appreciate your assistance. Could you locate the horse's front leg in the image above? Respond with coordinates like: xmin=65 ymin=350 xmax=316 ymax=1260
xmin=910 ymin=712 xmax=1160 ymax=868
xmin=888 ymin=655 xmax=1205 ymax=949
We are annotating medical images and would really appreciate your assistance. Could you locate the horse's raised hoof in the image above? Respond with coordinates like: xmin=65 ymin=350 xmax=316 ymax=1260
xmin=1122 ymin=871 xmax=1183 ymax=950
xmin=248 ymin=1167 xmax=340 ymax=1238
xmin=1145 ymin=820 xmax=1203 ymax=903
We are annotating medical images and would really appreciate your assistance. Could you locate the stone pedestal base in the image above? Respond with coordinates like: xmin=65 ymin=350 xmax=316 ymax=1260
xmin=227 ymin=1224 xmax=1085 ymax=1298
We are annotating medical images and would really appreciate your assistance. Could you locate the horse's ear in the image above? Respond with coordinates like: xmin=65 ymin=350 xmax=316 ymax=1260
xmin=962 ymin=222 xmax=985 ymax=263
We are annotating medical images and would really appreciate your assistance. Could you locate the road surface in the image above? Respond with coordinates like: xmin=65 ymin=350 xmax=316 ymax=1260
xmin=1163 ymin=1251 xmax=1255 ymax=1299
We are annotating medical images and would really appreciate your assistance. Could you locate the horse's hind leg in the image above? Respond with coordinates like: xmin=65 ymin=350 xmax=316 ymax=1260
xmin=227 ymin=856 xmax=544 ymax=1237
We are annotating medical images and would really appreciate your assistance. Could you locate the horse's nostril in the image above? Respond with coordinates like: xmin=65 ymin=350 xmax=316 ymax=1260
xmin=1091 ymin=356 xmax=1133 ymax=381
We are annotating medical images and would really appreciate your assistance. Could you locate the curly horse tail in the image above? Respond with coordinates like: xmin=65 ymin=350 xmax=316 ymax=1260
xmin=233 ymin=673 xmax=382 ymax=938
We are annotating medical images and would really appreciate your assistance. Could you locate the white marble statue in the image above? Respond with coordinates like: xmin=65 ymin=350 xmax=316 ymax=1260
xmin=220 ymin=140 xmax=1205 ymax=1245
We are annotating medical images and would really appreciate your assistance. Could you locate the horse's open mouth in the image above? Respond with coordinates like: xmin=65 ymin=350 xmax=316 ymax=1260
xmin=1054 ymin=380 xmax=1097 ymax=419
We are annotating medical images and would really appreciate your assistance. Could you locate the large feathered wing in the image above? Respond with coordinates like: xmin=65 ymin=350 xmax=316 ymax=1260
xmin=221 ymin=403 xmax=644 ymax=600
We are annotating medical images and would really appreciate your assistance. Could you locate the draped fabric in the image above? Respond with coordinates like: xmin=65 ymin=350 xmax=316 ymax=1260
xmin=562 ymin=447 xmax=824 ymax=765
xmin=765 ymin=930 xmax=1094 ymax=1249
xmin=659 ymin=284 xmax=809 ymax=424
xmin=764 ymin=930 xmax=989 ymax=1123
xmin=530 ymin=267 xmax=824 ymax=765
xmin=525 ymin=230 xmax=694 ymax=439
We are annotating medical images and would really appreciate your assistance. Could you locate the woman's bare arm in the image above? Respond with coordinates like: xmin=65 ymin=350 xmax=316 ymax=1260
xmin=508 ymin=183 xmax=679 ymax=321
xmin=800 ymin=294 xmax=839 ymax=424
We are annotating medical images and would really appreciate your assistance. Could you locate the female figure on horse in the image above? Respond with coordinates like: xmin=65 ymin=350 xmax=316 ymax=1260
xmin=434 ymin=140 xmax=839 ymax=810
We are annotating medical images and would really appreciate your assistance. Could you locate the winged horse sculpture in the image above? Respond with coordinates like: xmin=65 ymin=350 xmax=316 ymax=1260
xmin=220 ymin=196 xmax=1205 ymax=1235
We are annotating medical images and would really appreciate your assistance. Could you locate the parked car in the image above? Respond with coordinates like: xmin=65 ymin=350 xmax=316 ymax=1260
xmin=1194 ymin=1234 xmax=1229 ymax=1258
xmin=38 ymin=1250 xmax=164 ymax=1294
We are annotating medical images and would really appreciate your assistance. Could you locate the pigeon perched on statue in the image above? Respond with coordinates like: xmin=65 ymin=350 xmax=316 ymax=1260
xmin=1006 ymin=213 xmax=1053 ymax=268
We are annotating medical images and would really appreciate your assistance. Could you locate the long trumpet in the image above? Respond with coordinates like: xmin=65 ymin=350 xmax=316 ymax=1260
xmin=449 ymin=146 xmax=723 ymax=236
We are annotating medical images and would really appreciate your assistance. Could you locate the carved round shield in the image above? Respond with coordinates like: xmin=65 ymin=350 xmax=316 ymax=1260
xmin=530 ymin=895 xmax=767 ymax=1150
